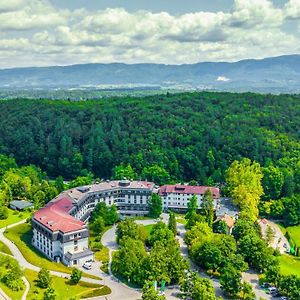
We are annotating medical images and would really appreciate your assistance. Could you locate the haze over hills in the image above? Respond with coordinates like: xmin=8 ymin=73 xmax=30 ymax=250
xmin=1 ymin=54 xmax=300 ymax=93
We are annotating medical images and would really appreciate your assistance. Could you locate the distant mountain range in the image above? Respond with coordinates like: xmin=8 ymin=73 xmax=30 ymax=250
xmin=0 ymin=55 xmax=300 ymax=93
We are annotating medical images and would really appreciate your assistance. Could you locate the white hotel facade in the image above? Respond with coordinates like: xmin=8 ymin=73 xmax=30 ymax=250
xmin=32 ymin=180 xmax=219 ymax=267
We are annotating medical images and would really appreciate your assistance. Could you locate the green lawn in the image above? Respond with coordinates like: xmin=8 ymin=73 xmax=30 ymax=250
xmin=24 ymin=269 xmax=111 ymax=300
xmin=0 ymin=281 xmax=24 ymax=300
xmin=176 ymin=217 xmax=187 ymax=225
xmin=144 ymin=224 xmax=154 ymax=236
xmin=279 ymin=254 xmax=300 ymax=276
xmin=4 ymin=222 xmax=100 ymax=279
xmin=95 ymin=246 xmax=109 ymax=273
xmin=287 ymin=225 xmax=300 ymax=245
xmin=0 ymin=209 xmax=31 ymax=228
xmin=0 ymin=240 xmax=12 ymax=255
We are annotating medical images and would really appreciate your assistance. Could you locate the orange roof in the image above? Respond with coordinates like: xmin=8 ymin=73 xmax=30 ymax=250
xmin=219 ymin=214 xmax=234 ymax=228
xmin=33 ymin=198 xmax=85 ymax=233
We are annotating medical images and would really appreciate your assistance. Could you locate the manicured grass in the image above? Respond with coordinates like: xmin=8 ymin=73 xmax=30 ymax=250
xmin=24 ymin=269 xmax=111 ymax=300
xmin=0 ymin=209 xmax=31 ymax=228
xmin=0 ymin=240 xmax=12 ymax=255
xmin=0 ymin=281 xmax=24 ymax=300
xmin=279 ymin=254 xmax=300 ymax=277
xmin=4 ymin=223 xmax=100 ymax=280
xmin=176 ymin=217 xmax=187 ymax=225
xmin=287 ymin=225 xmax=300 ymax=245
xmin=132 ymin=215 xmax=152 ymax=220
xmin=144 ymin=224 xmax=154 ymax=236
xmin=95 ymin=246 xmax=109 ymax=273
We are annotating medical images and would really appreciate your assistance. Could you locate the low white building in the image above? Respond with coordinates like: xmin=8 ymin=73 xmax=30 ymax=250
xmin=159 ymin=184 xmax=220 ymax=212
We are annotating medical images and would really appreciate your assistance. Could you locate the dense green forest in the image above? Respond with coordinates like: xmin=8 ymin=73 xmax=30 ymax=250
xmin=0 ymin=92 xmax=299 ymax=188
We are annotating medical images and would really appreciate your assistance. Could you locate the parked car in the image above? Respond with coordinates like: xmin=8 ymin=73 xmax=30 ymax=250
xmin=268 ymin=287 xmax=277 ymax=294
xmin=83 ymin=262 xmax=92 ymax=270
xmin=260 ymin=282 xmax=271 ymax=288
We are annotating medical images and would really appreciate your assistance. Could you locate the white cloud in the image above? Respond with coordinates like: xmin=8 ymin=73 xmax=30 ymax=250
xmin=0 ymin=0 xmax=25 ymax=12
xmin=0 ymin=0 xmax=298 ymax=67
xmin=217 ymin=76 xmax=230 ymax=82
xmin=284 ymin=0 xmax=300 ymax=19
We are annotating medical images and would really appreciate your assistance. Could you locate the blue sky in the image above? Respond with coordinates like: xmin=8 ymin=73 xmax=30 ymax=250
xmin=0 ymin=0 xmax=299 ymax=68
xmin=52 ymin=0 xmax=287 ymax=14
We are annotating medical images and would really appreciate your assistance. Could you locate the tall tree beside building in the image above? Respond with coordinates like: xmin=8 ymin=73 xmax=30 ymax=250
xmin=148 ymin=194 xmax=162 ymax=218
xmin=185 ymin=195 xmax=198 ymax=221
xmin=168 ymin=212 xmax=177 ymax=235
xmin=200 ymin=189 xmax=214 ymax=227
xmin=226 ymin=158 xmax=263 ymax=221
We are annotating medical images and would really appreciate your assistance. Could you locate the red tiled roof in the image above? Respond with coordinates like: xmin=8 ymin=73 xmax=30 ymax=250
xmin=159 ymin=184 xmax=220 ymax=198
xmin=33 ymin=198 xmax=85 ymax=233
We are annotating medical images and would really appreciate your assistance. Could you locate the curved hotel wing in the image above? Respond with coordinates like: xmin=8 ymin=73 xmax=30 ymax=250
xmin=32 ymin=180 xmax=154 ymax=266
xmin=32 ymin=180 xmax=219 ymax=267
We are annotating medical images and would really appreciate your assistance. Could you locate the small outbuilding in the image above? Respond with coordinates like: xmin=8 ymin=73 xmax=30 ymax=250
xmin=215 ymin=213 xmax=235 ymax=235
xmin=10 ymin=200 xmax=34 ymax=211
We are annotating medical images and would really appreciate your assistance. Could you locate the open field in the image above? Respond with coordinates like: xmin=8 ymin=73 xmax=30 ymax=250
xmin=4 ymin=222 xmax=100 ymax=279
xmin=0 ymin=209 xmax=31 ymax=228
xmin=24 ymin=269 xmax=111 ymax=300
xmin=279 ymin=254 xmax=300 ymax=277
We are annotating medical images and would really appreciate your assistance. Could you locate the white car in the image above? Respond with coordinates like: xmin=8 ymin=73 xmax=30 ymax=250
xmin=83 ymin=262 xmax=92 ymax=270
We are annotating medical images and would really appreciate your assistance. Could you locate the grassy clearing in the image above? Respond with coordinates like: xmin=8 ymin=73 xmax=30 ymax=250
xmin=24 ymin=269 xmax=111 ymax=300
xmin=0 ymin=240 xmax=12 ymax=255
xmin=279 ymin=254 xmax=300 ymax=277
xmin=287 ymin=225 xmax=300 ymax=245
xmin=0 ymin=209 xmax=31 ymax=228
xmin=4 ymin=222 xmax=100 ymax=280
xmin=144 ymin=224 xmax=154 ymax=236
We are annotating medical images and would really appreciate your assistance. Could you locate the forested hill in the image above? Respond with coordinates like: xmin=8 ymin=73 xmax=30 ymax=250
xmin=0 ymin=55 xmax=300 ymax=93
xmin=0 ymin=92 xmax=299 ymax=185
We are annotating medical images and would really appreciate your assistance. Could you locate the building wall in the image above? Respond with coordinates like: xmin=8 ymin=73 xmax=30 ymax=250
xmin=62 ymin=237 xmax=89 ymax=256
xmin=161 ymin=193 xmax=218 ymax=210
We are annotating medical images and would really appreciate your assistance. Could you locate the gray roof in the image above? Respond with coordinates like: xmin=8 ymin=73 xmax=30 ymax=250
xmin=65 ymin=249 xmax=94 ymax=261
xmin=10 ymin=200 xmax=33 ymax=210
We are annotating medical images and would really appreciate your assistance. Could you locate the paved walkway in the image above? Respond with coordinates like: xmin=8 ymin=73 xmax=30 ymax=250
xmin=21 ymin=277 xmax=30 ymax=300
xmin=0 ymin=288 xmax=10 ymax=300
xmin=259 ymin=219 xmax=290 ymax=253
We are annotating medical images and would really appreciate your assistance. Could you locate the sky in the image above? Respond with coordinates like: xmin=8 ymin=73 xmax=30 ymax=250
xmin=0 ymin=0 xmax=299 ymax=68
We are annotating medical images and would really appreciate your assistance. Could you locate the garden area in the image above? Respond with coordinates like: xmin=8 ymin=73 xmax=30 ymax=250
xmin=24 ymin=269 xmax=111 ymax=300
xmin=0 ymin=208 xmax=31 ymax=229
